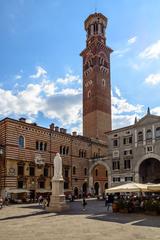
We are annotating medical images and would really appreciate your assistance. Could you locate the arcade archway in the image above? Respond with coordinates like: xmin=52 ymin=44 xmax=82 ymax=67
xmin=135 ymin=153 xmax=160 ymax=183
xmin=89 ymin=161 xmax=110 ymax=195
xmin=139 ymin=158 xmax=160 ymax=183
xmin=74 ymin=187 xmax=78 ymax=198
xmin=94 ymin=182 xmax=99 ymax=195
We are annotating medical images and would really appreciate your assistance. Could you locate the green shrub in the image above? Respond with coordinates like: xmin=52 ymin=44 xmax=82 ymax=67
xmin=144 ymin=199 xmax=160 ymax=213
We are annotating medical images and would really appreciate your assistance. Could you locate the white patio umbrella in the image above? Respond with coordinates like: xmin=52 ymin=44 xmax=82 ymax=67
xmin=6 ymin=189 xmax=30 ymax=194
xmin=147 ymin=184 xmax=160 ymax=192
xmin=105 ymin=182 xmax=148 ymax=193
xmin=36 ymin=189 xmax=52 ymax=193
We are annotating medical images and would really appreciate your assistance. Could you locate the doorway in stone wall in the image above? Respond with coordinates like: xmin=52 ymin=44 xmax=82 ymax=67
xmin=82 ymin=182 xmax=88 ymax=196
xmin=91 ymin=163 xmax=108 ymax=194
xmin=94 ymin=182 xmax=99 ymax=196
xmin=74 ymin=187 xmax=78 ymax=198
xmin=105 ymin=182 xmax=108 ymax=189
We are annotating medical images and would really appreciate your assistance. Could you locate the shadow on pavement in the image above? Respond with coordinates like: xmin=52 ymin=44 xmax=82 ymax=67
xmin=86 ymin=212 xmax=160 ymax=228
xmin=0 ymin=210 xmax=49 ymax=221
xmin=0 ymin=199 xmax=160 ymax=228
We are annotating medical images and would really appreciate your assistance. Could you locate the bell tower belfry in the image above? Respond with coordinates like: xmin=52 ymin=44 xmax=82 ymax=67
xmin=80 ymin=13 xmax=113 ymax=141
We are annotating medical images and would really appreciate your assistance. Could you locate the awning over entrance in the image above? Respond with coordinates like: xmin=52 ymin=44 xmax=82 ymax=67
xmin=6 ymin=189 xmax=30 ymax=194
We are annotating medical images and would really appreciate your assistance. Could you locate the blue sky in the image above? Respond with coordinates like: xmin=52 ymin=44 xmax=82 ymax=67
xmin=0 ymin=0 xmax=160 ymax=134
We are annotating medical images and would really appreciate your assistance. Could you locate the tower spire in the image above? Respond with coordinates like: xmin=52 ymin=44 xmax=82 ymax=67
xmin=134 ymin=116 xmax=138 ymax=124
xmin=147 ymin=107 xmax=150 ymax=115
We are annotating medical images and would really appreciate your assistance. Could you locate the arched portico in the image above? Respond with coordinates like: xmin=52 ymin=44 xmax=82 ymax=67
xmin=88 ymin=160 xmax=111 ymax=194
xmin=134 ymin=153 xmax=160 ymax=183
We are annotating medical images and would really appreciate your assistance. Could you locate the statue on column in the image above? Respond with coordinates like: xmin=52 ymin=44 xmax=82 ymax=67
xmin=53 ymin=153 xmax=63 ymax=179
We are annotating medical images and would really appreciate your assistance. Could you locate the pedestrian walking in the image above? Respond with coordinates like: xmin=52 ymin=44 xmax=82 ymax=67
xmin=0 ymin=196 xmax=3 ymax=209
xmin=47 ymin=195 xmax=50 ymax=207
xmin=4 ymin=197 xmax=9 ymax=206
xmin=82 ymin=197 xmax=87 ymax=211
xmin=42 ymin=198 xmax=48 ymax=209
xmin=106 ymin=194 xmax=113 ymax=211
xmin=38 ymin=195 xmax=43 ymax=205
xmin=105 ymin=194 xmax=109 ymax=207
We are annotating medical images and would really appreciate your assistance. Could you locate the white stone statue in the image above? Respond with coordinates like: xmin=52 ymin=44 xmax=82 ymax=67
xmin=53 ymin=153 xmax=63 ymax=179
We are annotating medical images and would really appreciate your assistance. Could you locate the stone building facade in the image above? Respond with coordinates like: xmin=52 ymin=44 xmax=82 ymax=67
xmin=106 ymin=111 xmax=160 ymax=187
xmin=0 ymin=117 xmax=108 ymax=198
xmin=0 ymin=12 xmax=160 ymax=198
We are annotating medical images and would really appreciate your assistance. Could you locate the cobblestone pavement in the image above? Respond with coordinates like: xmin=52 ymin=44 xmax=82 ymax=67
xmin=0 ymin=199 xmax=160 ymax=240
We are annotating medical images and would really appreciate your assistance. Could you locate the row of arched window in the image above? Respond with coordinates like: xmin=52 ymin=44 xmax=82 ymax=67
xmin=18 ymin=136 xmax=47 ymax=151
xmin=79 ymin=149 xmax=87 ymax=158
xmin=93 ymin=151 xmax=101 ymax=158
xmin=138 ymin=127 xmax=160 ymax=142
xmin=36 ymin=141 xmax=47 ymax=151
xmin=60 ymin=145 xmax=69 ymax=155
xmin=73 ymin=166 xmax=87 ymax=176
xmin=87 ymin=23 xmax=105 ymax=36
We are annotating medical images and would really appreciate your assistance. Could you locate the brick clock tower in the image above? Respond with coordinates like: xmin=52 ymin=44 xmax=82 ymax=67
xmin=80 ymin=13 xmax=113 ymax=141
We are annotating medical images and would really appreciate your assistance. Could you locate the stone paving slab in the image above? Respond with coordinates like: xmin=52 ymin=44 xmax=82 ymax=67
xmin=0 ymin=199 xmax=160 ymax=240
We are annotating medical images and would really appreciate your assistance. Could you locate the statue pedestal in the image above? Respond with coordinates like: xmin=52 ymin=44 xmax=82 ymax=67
xmin=46 ymin=178 xmax=69 ymax=213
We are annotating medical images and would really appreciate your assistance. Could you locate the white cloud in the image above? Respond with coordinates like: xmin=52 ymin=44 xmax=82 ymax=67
xmin=112 ymin=95 xmax=143 ymax=115
xmin=30 ymin=66 xmax=47 ymax=79
xmin=128 ymin=36 xmax=137 ymax=45
xmin=41 ymin=80 xmax=56 ymax=96
xmin=57 ymin=73 xmax=81 ymax=84
xmin=0 ymin=72 xmax=82 ymax=131
xmin=115 ymin=87 xmax=121 ymax=97
xmin=113 ymin=48 xmax=130 ymax=57
xmin=71 ymin=123 xmax=82 ymax=135
xmin=151 ymin=107 xmax=160 ymax=116
xmin=0 ymin=70 xmax=153 ymax=133
xmin=111 ymin=89 xmax=144 ymax=129
xmin=43 ymin=93 xmax=82 ymax=127
xmin=112 ymin=114 xmax=136 ymax=130
xmin=139 ymin=40 xmax=160 ymax=59
xmin=15 ymin=75 xmax=22 ymax=80
xmin=145 ymin=73 xmax=160 ymax=85
xmin=129 ymin=62 xmax=141 ymax=70
xmin=59 ymin=88 xmax=82 ymax=96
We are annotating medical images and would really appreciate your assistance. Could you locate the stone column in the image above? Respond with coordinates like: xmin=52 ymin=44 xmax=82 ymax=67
xmin=88 ymin=175 xmax=93 ymax=194
xmin=135 ymin=129 xmax=137 ymax=147
xmin=98 ymin=23 xmax=101 ymax=34
xmin=143 ymin=127 xmax=146 ymax=145
xmin=152 ymin=124 xmax=155 ymax=144
xmin=91 ymin=25 xmax=94 ymax=35
xmin=134 ymin=171 xmax=139 ymax=183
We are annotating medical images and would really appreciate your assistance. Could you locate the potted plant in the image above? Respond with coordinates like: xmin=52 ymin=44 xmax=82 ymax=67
xmin=117 ymin=199 xmax=129 ymax=213
xmin=144 ymin=199 xmax=160 ymax=215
